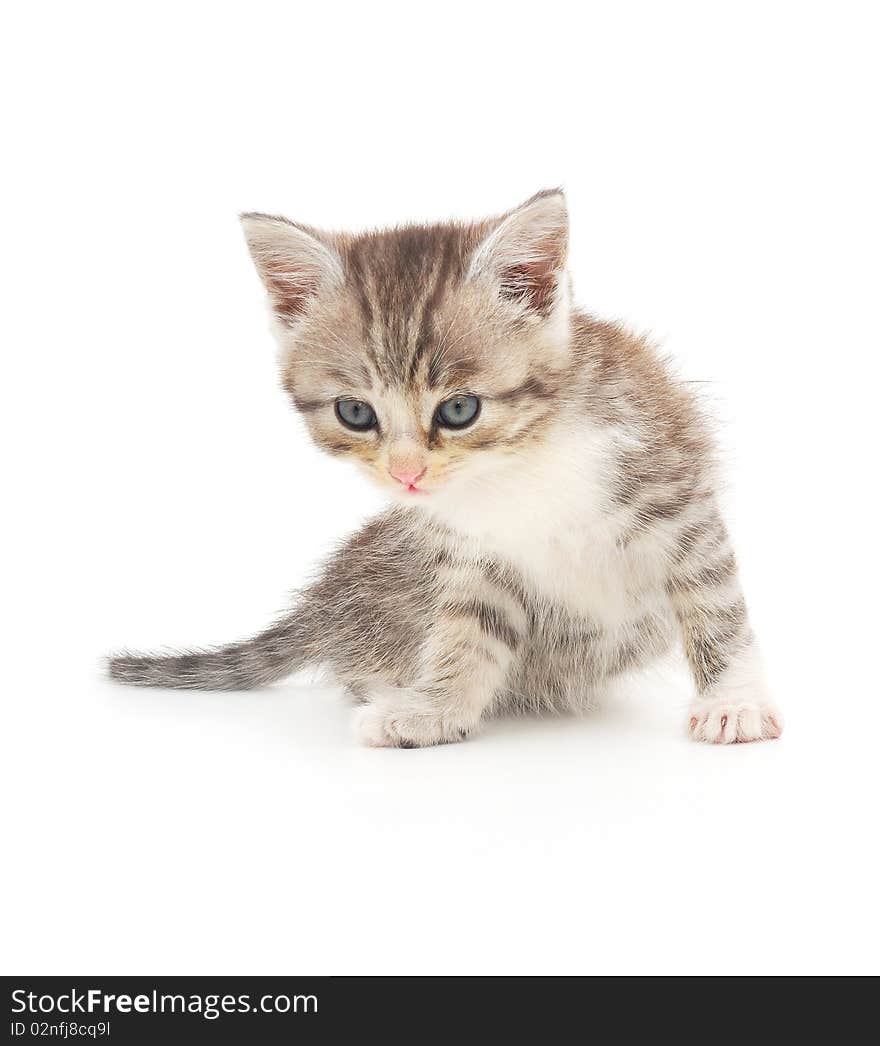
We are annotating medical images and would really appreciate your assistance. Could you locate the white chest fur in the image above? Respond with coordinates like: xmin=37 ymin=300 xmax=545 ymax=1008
xmin=424 ymin=423 xmax=667 ymax=630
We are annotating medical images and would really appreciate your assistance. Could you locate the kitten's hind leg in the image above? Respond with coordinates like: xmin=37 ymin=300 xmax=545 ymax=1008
xmin=353 ymin=600 xmax=522 ymax=748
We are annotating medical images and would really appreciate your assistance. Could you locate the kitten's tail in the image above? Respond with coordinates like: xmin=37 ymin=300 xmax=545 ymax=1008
xmin=106 ymin=612 xmax=314 ymax=691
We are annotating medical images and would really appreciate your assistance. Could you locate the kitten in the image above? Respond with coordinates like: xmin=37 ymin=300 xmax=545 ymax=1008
xmin=108 ymin=190 xmax=782 ymax=747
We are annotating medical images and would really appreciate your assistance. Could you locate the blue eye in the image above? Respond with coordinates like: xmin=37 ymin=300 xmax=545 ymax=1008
xmin=335 ymin=399 xmax=377 ymax=431
xmin=436 ymin=394 xmax=481 ymax=429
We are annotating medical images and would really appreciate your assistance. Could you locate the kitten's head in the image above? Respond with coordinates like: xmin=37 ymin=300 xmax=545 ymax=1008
xmin=241 ymin=190 xmax=572 ymax=504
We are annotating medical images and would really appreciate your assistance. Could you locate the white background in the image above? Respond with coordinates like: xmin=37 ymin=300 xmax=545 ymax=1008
xmin=3 ymin=2 xmax=878 ymax=975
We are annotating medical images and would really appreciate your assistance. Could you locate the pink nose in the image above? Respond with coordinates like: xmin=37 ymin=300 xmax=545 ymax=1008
xmin=389 ymin=465 xmax=426 ymax=487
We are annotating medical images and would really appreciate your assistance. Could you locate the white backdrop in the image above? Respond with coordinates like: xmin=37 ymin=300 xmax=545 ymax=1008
xmin=3 ymin=1 xmax=878 ymax=974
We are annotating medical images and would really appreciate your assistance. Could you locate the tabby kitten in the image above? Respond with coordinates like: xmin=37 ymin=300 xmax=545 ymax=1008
xmin=109 ymin=190 xmax=782 ymax=747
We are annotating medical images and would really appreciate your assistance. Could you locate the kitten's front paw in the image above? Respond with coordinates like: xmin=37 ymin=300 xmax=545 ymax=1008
xmin=688 ymin=696 xmax=783 ymax=744
xmin=353 ymin=701 xmax=478 ymax=749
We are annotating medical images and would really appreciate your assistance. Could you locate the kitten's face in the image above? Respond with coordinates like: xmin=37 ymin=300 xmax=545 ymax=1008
xmin=242 ymin=191 xmax=572 ymax=504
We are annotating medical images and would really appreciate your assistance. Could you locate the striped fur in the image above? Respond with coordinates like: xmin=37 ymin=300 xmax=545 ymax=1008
xmin=108 ymin=191 xmax=781 ymax=747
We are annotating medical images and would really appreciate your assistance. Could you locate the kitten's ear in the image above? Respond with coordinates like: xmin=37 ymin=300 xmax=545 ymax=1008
xmin=468 ymin=189 xmax=569 ymax=315
xmin=240 ymin=213 xmax=343 ymax=324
